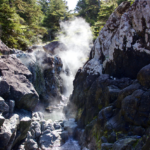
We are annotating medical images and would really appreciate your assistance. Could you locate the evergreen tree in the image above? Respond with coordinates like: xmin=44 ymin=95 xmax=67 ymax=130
xmin=43 ymin=0 xmax=70 ymax=40
xmin=0 ymin=0 xmax=46 ymax=50
xmin=75 ymin=0 xmax=100 ymax=25
xmin=0 ymin=3 xmax=29 ymax=49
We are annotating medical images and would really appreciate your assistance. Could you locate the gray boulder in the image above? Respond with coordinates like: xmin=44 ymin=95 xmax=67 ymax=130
xmin=39 ymin=131 xmax=53 ymax=149
xmin=13 ymin=109 xmax=32 ymax=147
xmin=0 ymin=114 xmax=19 ymax=150
xmin=137 ymin=64 xmax=150 ymax=88
xmin=113 ymin=138 xmax=138 ymax=150
xmin=43 ymin=41 xmax=67 ymax=55
xmin=25 ymin=139 xmax=38 ymax=150
xmin=0 ymin=97 xmax=9 ymax=113
xmin=0 ymin=56 xmax=39 ymax=111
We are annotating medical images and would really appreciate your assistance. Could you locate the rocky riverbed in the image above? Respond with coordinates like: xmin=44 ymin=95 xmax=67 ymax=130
xmin=1 ymin=0 xmax=150 ymax=150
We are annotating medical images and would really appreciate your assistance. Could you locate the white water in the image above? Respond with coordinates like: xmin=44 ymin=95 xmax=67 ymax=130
xmin=52 ymin=138 xmax=81 ymax=150
xmin=49 ymin=18 xmax=92 ymax=150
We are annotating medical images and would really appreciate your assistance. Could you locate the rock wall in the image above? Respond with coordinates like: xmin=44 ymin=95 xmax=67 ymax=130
xmin=70 ymin=0 xmax=150 ymax=149
xmin=83 ymin=0 xmax=150 ymax=79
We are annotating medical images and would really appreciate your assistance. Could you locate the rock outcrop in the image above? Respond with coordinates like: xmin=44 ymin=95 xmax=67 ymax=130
xmin=43 ymin=41 xmax=67 ymax=55
xmin=83 ymin=0 xmax=150 ymax=79
xmin=0 ymin=55 xmax=39 ymax=111
xmin=70 ymin=0 xmax=150 ymax=149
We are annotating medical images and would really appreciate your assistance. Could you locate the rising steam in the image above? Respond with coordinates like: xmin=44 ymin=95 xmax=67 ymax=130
xmin=57 ymin=17 xmax=93 ymax=96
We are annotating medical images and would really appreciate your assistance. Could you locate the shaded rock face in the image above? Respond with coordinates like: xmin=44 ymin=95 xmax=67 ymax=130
xmin=83 ymin=0 xmax=150 ymax=79
xmin=43 ymin=41 xmax=67 ymax=55
xmin=0 ymin=55 xmax=39 ymax=111
xmin=70 ymin=1 xmax=150 ymax=149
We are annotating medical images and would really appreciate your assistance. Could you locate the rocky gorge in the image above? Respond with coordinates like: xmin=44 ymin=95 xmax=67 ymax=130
xmin=0 ymin=0 xmax=150 ymax=150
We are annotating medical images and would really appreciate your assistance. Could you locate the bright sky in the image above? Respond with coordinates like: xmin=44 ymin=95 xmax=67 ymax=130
xmin=67 ymin=0 xmax=79 ymax=10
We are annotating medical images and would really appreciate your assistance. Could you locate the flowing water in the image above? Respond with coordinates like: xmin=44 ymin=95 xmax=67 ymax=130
xmin=52 ymin=138 xmax=81 ymax=150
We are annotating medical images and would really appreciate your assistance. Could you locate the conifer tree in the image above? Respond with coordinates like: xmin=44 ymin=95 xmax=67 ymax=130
xmin=43 ymin=0 xmax=70 ymax=40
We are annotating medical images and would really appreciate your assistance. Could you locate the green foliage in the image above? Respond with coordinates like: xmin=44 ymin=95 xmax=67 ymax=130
xmin=75 ymin=0 xmax=100 ymax=25
xmin=117 ymin=0 xmax=135 ymax=5
xmin=0 ymin=0 xmax=47 ymax=50
xmin=0 ymin=3 xmax=29 ymax=49
xmin=43 ymin=0 xmax=72 ymax=41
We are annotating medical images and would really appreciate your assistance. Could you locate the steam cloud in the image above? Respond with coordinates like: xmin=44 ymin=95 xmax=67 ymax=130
xmin=57 ymin=17 xmax=93 ymax=96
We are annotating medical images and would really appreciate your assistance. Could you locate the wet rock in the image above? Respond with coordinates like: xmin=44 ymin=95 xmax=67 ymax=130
xmin=121 ymin=89 xmax=150 ymax=126
xmin=8 ymin=100 xmax=15 ymax=115
xmin=0 ymin=97 xmax=9 ymax=113
xmin=32 ymin=112 xmax=44 ymax=122
xmin=101 ymin=143 xmax=113 ymax=150
xmin=60 ymin=131 xmax=69 ymax=143
xmin=13 ymin=109 xmax=32 ymax=146
xmin=24 ymin=139 xmax=38 ymax=150
xmin=54 ymin=122 xmax=61 ymax=130
xmin=43 ymin=41 xmax=67 ymax=55
xmin=116 ymin=82 xmax=141 ymax=108
xmin=0 ymin=79 xmax=10 ymax=98
xmin=64 ymin=119 xmax=78 ymax=135
xmin=0 ymin=114 xmax=19 ymax=150
xmin=101 ymin=136 xmax=108 ymax=143
xmin=45 ymin=120 xmax=55 ymax=131
xmin=98 ymin=106 xmax=113 ymax=124
xmin=39 ymin=131 xmax=53 ymax=149
xmin=0 ymin=56 xmax=39 ymax=111
xmin=113 ymin=137 xmax=138 ymax=150
xmin=137 ymin=64 xmax=150 ymax=88
xmin=30 ymin=121 xmax=41 ymax=138
xmin=108 ymin=132 xmax=116 ymax=143
xmin=51 ymin=130 xmax=60 ymax=141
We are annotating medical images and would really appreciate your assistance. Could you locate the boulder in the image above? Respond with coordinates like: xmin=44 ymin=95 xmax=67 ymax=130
xmin=0 ymin=97 xmax=9 ymax=113
xmin=0 ymin=114 xmax=19 ymax=150
xmin=39 ymin=131 xmax=53 ymax=149
xmin=43 ymin=41 xmax=67 ymax=55
xmin=60 ymin=131 xmax=69 ymax=143
xmin=24 ymin=139 xmax=38 ymax=150
xmin=0 ymin=79 xmax=10 ymax=97
xmin=9 ymin=100 xmax=15 ymax=114
xmin=137 ymin=64 xmax=150 ymax=88
xmin=13 ymin=109 xmax=32 ymax=147
xmin=0 ymin=56 xmax=39 ymax=111
xmin=101 ymin=143 xmax=113 ymax=150
xmin=113 ymin=137 xmax=138 ymax=150
xmin=98 ymin=106 xmax=113 ymax=124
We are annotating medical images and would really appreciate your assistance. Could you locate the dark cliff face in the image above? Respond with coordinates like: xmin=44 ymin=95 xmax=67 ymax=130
xmin=71 ymin=0 xmax=150 ymax=149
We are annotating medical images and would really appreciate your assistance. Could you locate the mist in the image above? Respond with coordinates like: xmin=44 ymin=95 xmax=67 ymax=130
xmin=57 ymin=17 xmax=93 ymax=96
